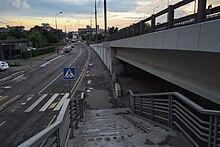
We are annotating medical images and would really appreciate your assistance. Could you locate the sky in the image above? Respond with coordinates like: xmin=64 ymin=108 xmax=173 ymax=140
xmin=0 ymin=0 xmax=219 ymax=31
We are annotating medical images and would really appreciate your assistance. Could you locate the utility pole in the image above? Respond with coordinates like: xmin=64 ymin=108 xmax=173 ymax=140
xmin=95 ymin=0 xmax=98 ymax=44
xmin=104 ymin=0 xmax=107 ymax=41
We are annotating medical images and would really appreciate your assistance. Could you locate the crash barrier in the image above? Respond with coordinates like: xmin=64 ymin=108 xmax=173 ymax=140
xmin=18 ymin=93 xmax=85 ymax=147
xmin=128 ymin=90 xmax=220 ymax=147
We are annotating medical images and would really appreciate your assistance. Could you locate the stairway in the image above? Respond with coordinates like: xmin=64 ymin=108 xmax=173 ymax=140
xmin=68 ymin=108 xmax=190 ymax=147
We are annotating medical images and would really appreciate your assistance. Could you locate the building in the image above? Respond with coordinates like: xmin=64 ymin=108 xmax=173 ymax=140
xmin=0 ymin=27 xmax=6 ymax=33
xmin=78 ymin=25 xmax=97 ymax=36
xmin=41 ymin=23 xmax=51 ymax=31
xmin=0 ymin=39 xmax=28 ymax=60
xmin=7 ymin=26 xmax=25 ymax=31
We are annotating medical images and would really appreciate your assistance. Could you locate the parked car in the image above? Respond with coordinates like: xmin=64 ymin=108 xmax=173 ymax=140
xmin=0 ymin=61 xmax=9 ymax=71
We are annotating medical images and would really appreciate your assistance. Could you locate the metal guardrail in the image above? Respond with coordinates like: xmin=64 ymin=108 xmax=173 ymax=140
xmin=108 ymin=1 xmax=220 ymax=41
xmin=18 ymin=93 xmax=85 ymax=147
xmin=128 ymin=90 xmax=220 ymax=147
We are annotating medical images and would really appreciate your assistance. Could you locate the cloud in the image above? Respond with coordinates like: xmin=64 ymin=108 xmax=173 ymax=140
xmin=8 ymin=0 xmax=21 ymax=8
xmin=22 ymin=0 xmax=30 ymax=9
xmin=7 ymin=0 xmax=30 ymax=9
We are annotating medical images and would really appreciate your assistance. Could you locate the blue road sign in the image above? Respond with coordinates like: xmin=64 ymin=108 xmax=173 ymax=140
xmin=63 ymin=67 xmax=76 ymax=80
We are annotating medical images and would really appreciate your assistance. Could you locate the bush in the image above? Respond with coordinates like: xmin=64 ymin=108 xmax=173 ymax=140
xmin=21 ymin=46 xmax=55 ymax=59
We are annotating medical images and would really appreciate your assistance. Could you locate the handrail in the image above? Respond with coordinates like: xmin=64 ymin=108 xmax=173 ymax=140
xmin=107 ymin=1 xmax=220 ymax=41
xmin=19 ymin=93 xmax=85 ymax=147
xmin=128 ymin=90 xmax=220 ymax=147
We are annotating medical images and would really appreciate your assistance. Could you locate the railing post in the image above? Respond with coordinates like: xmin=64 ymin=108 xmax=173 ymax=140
xmin=75 ymin=100 xmax=79 ymax=129
xmin=208 ymin=115 xmax=213 ymax=147
xmin=69 ymin=100 xmax=74 ymax=139
xmin=140 ymin=21 xmax=144 ymax=35
xmin=213 ymin=116 xmax=218 ymax=147
xmin=197 ymin=0 xmax=207 ymax=22
xmin=168 ymin=95 xmax=173 ymax=129
xmin=134 ymin=96 xmax=136 ymax=113
xmin=151 ymin=15 xmax=156 ymax=32
xmin=150 ymin=96 xmax=154 ymax=120
xmin=56 ymin=129 xmax=61 ymax=147
xmin=167 ymin=5 xmax=174 ymax=29
xmin=140 ymin=96 xmax=143 ymax=116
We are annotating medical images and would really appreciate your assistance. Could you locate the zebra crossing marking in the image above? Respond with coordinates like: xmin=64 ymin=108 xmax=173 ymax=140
xmin=53 ymin=93 xmax=69 ymax=111
xmin=39 ymin=94 xmax=59 ymax=112
xmin=25 ymin=94 xmax=48 ymax=112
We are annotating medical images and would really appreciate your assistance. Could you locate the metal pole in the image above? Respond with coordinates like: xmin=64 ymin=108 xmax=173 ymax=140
xmin=95 ymin=0 xmax=98 ymax=44
xmin=104 ymin=0 xmax=107 ymax=41
xmin=55 ymin=12 xmax=62 ymax=54
xmin=69 ymin=80 xmax=71 ymax=98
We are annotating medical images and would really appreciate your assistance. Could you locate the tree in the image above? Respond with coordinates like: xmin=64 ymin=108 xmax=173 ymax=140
xmin=108 ymin=26 xmax=118 ymax=35
xmin=27 ymin=30 xmax=47 ymax=48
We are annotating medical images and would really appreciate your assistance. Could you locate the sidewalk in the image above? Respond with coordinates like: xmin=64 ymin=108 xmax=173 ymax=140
xmin=75 ymin=47 xmax=123 ymax=110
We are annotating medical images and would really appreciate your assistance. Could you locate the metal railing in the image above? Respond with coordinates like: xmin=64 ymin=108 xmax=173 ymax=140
xmin=18 ymin=93 xmax=85 ymax=147
xmin=108 ymin=1 xmax=220 ymax=41
xmin=128 ymin=90 xmax=220 ymax=147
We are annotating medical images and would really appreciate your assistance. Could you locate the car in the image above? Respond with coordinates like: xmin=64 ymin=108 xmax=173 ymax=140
xmin=63 ymin=47 xmax=71 ymax=53
xmin=0 ymin=61 xmax=9 ymax=71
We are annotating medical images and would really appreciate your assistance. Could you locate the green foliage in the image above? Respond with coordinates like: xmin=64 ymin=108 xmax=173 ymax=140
xmin=21 ymin=46 xmax=55 ymax=59
xmin=27 ymin=30 xmax=47 ymax=48
xmin=108 ymin=26 xmax=118 ymax=35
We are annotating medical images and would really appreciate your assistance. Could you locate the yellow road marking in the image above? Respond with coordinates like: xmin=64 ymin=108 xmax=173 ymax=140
xmin=0 ymin=95 xmax=22 ymax=110
xmin=0 ymin=96 xmax=8 ymax=102
xmin=48 ymin=102 xmax=58 ymax=109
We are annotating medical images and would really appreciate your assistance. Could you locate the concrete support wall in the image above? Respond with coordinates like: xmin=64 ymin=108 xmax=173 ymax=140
xmin=91 ymin=43 xmax=112 ymax=73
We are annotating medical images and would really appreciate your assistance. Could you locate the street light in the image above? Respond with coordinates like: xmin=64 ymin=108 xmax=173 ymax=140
xmin=55 ymin=11 xmax=62 ymax=54
xmin=65 ymin=21 xmax=70 ymax=42
xmin=55 ymin=11 xmax=62 ymax=30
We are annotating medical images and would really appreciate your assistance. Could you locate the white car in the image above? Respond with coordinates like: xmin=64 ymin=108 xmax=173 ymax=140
xmin=0 ymin=61 xmax=9 ymax=71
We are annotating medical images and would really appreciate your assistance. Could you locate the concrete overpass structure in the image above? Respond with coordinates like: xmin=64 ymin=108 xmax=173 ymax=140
xmin=93 ymin=18 xmax=220 ymax=105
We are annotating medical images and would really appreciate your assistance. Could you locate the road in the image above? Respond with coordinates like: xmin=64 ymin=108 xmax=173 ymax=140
xmin=0 ymin=43 xmax=90 ymax=146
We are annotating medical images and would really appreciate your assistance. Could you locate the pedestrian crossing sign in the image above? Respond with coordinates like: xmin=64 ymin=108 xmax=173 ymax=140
xmin=63 ymin=67 xmax=76 ymax=80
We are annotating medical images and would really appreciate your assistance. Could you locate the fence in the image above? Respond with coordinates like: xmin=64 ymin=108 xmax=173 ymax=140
xmin=128 ymin=90 xmax=220 ymax=147
xmin=18 ymin=93 xmax=85 ymax=147
xmin=108 ymin=0 xmax=220 ymax=41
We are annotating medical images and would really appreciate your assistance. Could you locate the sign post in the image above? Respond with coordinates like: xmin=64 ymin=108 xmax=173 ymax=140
xmin=63 ymin=67 xmax=76 ymax=98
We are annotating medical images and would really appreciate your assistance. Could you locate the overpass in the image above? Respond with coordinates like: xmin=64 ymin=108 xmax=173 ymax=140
xmin=18 ymin=1 xmax=220 ymax=147
xmin=93 ymin=1 xmax=220 ymax=105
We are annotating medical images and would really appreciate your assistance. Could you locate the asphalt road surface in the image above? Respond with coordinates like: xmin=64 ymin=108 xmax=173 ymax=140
xmin=0 ymin=42 xmax=90 ymax=147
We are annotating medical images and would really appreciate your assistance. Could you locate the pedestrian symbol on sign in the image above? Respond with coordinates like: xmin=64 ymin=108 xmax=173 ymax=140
xmin=63 ymin=68 xmax=76 ymax=80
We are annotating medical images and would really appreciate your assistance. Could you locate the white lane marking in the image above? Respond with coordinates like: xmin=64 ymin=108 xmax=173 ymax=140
xmin=0 ymin=121 xmax=6 ymax=127
xmin=11 ymin=74 xmax=25 ymax=81
xmin=25 ymin=94 xmax=48 ymax=112
xmin=53 ymin=93 xmax=69 ymax=111
xmin=40 ymin=55 xmax=64 ymax=67
xmin=38 ymin=48 xmax=82 ymax=95
xmin=39 ymin=93 xmax=59 ymax=112
xmin=38 ymin=73 xmax=62 ymax=95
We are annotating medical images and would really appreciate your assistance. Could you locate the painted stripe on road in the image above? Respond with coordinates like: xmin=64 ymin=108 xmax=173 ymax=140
xmin=0 ymin=121 xmax=6 ymax=127
xmin=0 ymin=96 xmax=8 ymax=102
xmin=0 ymin=95 xmax=21 ymax=111
xmin=25 ymin=94 xmax=48 ymax=112
xmin=53 ymin=93 xmax=69 ymax=111
xmin=39 ymin=93 xmax=59 ymax=112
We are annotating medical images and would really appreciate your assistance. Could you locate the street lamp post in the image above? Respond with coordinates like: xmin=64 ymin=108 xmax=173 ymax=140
xmin=95 ymin=0 xmax=98 ymax=44
xmin=65 ymin=21 xmax=70 ymax=42
xmin=55 ymin=11 xmax=62 ymax=54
